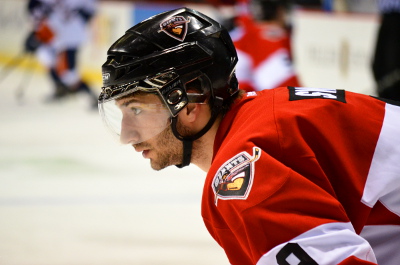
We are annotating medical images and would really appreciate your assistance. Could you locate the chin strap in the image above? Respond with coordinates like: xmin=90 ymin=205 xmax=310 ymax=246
xmin=175 ymin=140 xmax=193 ymax=168
xmin=172 ymin=96 xmax=223 ymax=168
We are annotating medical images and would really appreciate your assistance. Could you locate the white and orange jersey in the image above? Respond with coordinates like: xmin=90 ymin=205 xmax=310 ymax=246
xmin=28 ymin=0 xmax=97 ymax=85
xmin=46 ymin=0 xmax=96 ymax=51
xmin=29 ymin=0 xmax=97 ymax=51
xmin=202 ymin=87 xmax=400 ymax=265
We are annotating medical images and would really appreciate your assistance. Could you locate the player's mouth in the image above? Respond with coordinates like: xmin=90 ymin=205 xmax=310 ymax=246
xmin=141 ymin=149 xmax=150 ymax=158
xmin=133 ymin=145 xmax=150 ymax=158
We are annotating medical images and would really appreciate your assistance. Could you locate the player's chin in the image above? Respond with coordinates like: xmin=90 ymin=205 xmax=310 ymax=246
xmin=149 ymin=159 xmax=170 ymax=171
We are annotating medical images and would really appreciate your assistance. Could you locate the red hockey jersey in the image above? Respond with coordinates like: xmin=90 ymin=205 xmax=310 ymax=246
xmin=202 ymin=87 xmax=400 ymax=264
xmin=231 ymin=16 xmax=301 ymax=92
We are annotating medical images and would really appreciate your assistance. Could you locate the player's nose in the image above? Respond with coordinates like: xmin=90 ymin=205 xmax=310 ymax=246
xmin=120 ymin=117 xmax=140 ymax=145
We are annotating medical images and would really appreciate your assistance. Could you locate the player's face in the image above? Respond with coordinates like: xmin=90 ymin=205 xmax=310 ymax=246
xmin=115 ymin=92 xmax=188 ymax=170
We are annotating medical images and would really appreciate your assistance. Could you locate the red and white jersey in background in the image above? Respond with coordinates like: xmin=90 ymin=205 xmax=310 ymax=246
xmin=202 ymin=87 xmax=400 ymax=265
xmin=230 ymin=15 xmax=301 ymax=92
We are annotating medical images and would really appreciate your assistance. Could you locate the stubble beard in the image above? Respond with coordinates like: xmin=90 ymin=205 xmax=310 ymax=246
xmin=136 ymin=121 xmax=198 ymax=171
xmin=149 ymin=125 xmax=183 ymax=170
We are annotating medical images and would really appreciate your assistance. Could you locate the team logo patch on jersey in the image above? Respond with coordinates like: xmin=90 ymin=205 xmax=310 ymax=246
xmin=288 ymin=87 xmax=346 ymax=103
xmin=158 ymin=16 xmax=190 ymax=41
xmin=212 ymin=147 xmax=261 ymax=205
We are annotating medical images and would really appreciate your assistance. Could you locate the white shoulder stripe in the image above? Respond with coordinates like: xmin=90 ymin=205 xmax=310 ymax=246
xmin=362 ymin=103 xmax=400 ymax=217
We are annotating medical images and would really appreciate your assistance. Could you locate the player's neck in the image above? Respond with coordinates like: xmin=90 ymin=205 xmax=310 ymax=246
xmin=191 ymin=116 xmax=222 ymax=172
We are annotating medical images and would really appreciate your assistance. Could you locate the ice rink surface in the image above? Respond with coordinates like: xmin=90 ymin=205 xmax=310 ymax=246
xmin=0 ymin=66 xmax=228 ymax=265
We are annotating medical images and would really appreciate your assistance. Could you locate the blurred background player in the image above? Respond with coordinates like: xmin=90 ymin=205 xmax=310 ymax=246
xmin=24 ymin=0 xmax=98 ymax=108
xmin=228 ymin=0 xmax=301 ymax=92
xmin=371 ymin=0 xmax=400 ymax=101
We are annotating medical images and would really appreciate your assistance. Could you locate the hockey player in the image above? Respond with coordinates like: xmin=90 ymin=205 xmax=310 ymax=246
xmin=98 ymin=7 xmax=400 ymax=265
xmin=230 ymin=0 xmax=301 ymax=92
xmin=25 ymin=0 xmax=98 ymax=107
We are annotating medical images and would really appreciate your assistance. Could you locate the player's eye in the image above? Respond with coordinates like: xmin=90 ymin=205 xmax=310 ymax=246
xmin=131 ymin=107 xmax=142 ymax=115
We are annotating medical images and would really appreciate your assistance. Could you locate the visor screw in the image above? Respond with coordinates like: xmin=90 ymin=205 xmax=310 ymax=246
xmin=167 ymin=89 xmax=183 ymax=105
xmin=104 ymin=87 xmax=113 ymax=97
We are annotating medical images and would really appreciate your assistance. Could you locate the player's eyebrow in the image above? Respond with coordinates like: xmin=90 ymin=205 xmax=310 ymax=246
xmin=117 ymin=98 xmax=142 ymax=107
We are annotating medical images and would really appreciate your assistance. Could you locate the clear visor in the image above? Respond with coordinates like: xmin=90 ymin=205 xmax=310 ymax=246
xmin=99 ymin=70 xmax=210 ymax=145
xmin=99 ymin=91 xmax=171 ymax=145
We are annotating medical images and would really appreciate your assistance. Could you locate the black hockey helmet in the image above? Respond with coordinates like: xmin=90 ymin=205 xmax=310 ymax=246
xmin=99 ymin=7 xmax=238 ymax=167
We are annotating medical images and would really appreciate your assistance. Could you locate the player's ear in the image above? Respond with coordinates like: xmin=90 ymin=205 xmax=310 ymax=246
xmin=179 ymin=103 xmax=203 ymax=123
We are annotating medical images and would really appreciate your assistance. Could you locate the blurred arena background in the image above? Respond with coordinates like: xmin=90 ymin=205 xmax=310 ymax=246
xmin=0 ymin=0 xmax=380 ymax=264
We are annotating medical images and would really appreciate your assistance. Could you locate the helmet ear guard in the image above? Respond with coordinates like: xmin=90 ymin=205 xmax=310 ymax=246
xmin=143 ymin=71 xmax=189 ymax=117
xmin=139 ymin=69 xmax=212 ymax=117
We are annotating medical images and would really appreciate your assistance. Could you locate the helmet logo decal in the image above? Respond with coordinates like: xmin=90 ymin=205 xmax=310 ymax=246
xmin=159 ymin=16 xmax=190 ymax=42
